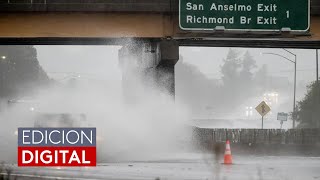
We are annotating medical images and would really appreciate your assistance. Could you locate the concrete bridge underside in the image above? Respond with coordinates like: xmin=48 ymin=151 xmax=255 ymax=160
xmin=1 ymin=13 xmax=320 ymax=41
xmin=1 ymin=0 xmax=320 ymax=99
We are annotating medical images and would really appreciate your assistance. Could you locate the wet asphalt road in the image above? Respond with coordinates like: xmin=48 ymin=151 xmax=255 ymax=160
xmin=2 ymin=154 xmax=320 ymax=180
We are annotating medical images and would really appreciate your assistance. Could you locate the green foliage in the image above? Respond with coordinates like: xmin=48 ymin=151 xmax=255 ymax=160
xmin=176 ymin=56 xmax=221 ymax=114
xmin=239 ymin=51 xmax=257 ymax=96
xmin=220 ymin=49 xmax=258 ymax=108
xmin=220 ymin=49 xmax=241 ymax=87
xmin=254 ymin=64 xmax=268 ymax=83
xmin=294 ymin=81 xmax=320 ymax=128
xmin=240 ymin=51 xmax=257 ymax=79
xmin=221 ymin=49 xmax=257 ymax=86
xmin=0 ymin=46 xmax=49 ymax=98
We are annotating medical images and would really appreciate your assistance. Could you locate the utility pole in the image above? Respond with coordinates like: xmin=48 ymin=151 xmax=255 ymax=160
xmin=283 ymin=49 xmax=297 ymax=129
xmin=316 ymin=49 xmax=318 ymax=84
xmin=261 ymin=50 xmax=297 ymax=128
xmin=317 ymin=49 xmax=319 ymax=128
xmin=293 ymin=53 xmax=297 ymax=128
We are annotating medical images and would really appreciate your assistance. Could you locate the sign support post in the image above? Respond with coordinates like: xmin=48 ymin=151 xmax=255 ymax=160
xmin=277 ymin=112 xmax=288 ymax=129
xmin=256 ymin=101 xmax=271 ymax=129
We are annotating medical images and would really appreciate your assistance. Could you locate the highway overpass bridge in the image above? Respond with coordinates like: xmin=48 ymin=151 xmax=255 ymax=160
xmin=0 ymin=0 xmax=320 ymax=46
xmin=0 ymin=0 xmax=319 ymax=97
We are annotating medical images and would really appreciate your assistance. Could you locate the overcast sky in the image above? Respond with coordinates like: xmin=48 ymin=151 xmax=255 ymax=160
xmin=36 ymin=46 xmax=317 ymax=81
xmin=36 ymin=45 xmax=122 ymax=81
xmin=180 ymin=47 xmax=317 ymax=83
xmin=36 ymin=45 xmax=318 ymax=99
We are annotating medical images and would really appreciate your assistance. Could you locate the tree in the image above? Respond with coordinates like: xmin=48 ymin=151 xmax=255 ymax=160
xmin=220 ymin=49 xmax=241 ymax=88
xmin=293 ymin=81 xmax=320 ymax=128
xmin=240 ymin=51 xmax=257 ymax=81
xmin=0 ymin=46 xmax=49 ymax=98
xmin=220 ymin=49 xmax=258 ymax=107
xmin=254 ymin=64 xmax=268 ymax=90
xmin=239 ymin=51 xmax=257 ymax=96
xmin=175 ymin=55 xmax=221 ymax=115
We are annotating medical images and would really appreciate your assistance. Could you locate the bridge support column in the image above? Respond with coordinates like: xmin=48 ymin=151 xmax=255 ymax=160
xmin=119 ymin=40 xmax=179 ymax=103
xmin=155 ymin=40 xmax=179 ymax=96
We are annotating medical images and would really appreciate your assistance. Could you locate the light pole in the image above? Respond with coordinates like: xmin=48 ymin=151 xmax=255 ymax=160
xmin=261 ymin=49 xmax=297 ymax=129
xmin=316 ymin=49 xmax=318 ymax=84
xmin=317 ymin=49 xmax=319 ymax=128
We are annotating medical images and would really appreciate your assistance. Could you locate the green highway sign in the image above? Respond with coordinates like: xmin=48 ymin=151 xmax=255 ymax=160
xmin=179 ymin=0 xmax=310 ymax=32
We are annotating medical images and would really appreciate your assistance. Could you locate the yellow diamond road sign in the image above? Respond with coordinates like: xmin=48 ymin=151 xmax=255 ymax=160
xmin=255 ymin=101 xmax=271 ymax=117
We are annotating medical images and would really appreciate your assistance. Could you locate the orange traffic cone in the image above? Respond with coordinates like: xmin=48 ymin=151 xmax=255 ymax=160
xmin=224 ymin=140 xmax=232 ymax=164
